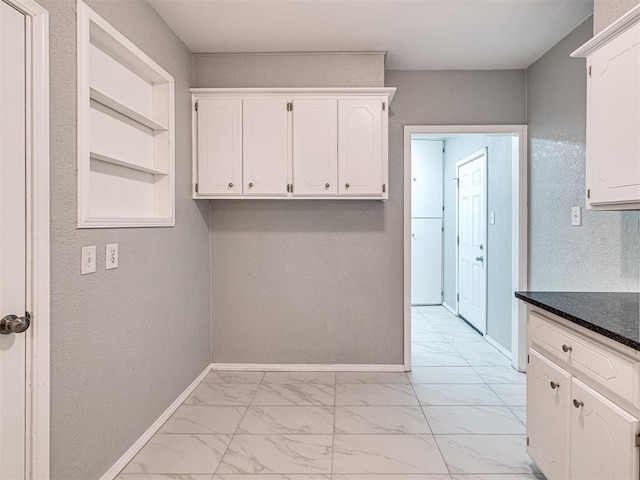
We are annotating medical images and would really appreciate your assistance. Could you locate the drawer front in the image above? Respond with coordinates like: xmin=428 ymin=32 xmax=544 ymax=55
xmin=529 ymin=312 xmax=639 ymax=405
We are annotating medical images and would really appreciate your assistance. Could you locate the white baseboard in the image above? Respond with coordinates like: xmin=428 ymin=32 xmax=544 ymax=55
xmin=442 ymin=302 xmax=457 ymax=315
xmin=98 ymin=364 xmax=212 ymax=480
xmin=484 ymin=334 xmax=513 ymax=360
xmin=211 ymin=363 xmax=405 ymax=372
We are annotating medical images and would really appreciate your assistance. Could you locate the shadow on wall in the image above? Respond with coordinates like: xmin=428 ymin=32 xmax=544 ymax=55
xmin=210 ymin=199 xmax=386 ymax=233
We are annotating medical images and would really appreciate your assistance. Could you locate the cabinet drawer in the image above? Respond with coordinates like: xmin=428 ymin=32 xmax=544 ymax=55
xmin=529 ymin=312 xmax=640 ymax=407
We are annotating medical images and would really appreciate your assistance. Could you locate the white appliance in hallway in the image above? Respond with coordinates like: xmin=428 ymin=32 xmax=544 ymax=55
xmin=457 ymin=148 xmax=487 ymax=334
xmin=411 ymin=139 xmax=443 ymax=305
xmin=0 ymin=1 xmax=29 ymax=478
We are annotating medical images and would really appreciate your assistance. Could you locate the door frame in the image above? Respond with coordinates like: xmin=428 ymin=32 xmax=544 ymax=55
xmin=403 ymin=125 xmax=528 ymax=372
xmin=3 ymin=0 xmax=50 ymax=477
xmin=455 ymin=148 xmax=488 ymax=334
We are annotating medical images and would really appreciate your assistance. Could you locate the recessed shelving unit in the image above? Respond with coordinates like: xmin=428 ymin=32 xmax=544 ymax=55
xmin=77 ymin=0 xmax=175 ymax=228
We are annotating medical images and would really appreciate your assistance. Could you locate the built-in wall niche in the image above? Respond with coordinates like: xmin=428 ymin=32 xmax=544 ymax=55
xmin=77 ymin=0 xmax=175 ymax=228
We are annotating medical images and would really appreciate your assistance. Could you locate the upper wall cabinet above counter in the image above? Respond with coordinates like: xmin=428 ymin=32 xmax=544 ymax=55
xmin=190 ymin=88 xmax=396 ymax=200
xmin=572 ymin=5 xmax=640 ymax=210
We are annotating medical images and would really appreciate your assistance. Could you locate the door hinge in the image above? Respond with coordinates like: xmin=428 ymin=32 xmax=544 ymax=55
xmin=527 ymin=436 xmax=530 ymax=447
xmin=587 ymin=188 xmax=591 ymax=199
xmin=457 ymin=293 xmax=460 ymax=301
xmin=195 ymin=183 xmax=199 ymax=193
xmin=527 ymin=354 xmax=530 ymax=364
xmin=287 ymin=183 xmax=293 ymax=193
xmin=588 ymin=65 xmax=592 ymax=77
xmin=287 ymin=102 xmax=293 ymax=112
xmin=635 ymin=433 xmax=640 ymax=447
xmin=457 ymin=236 xmax=459 ymax=245
xmin=382 ymin=102 xmax=386 ymax=111
xmin=195 ymin=101 xmax=198 ymax=112
xmin=382 ymin=183 xmax=386 ymax=193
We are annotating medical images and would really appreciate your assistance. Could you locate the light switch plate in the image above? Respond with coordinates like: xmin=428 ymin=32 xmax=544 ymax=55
xmin=81 ymin=246 xmax=96 ymax=275
xmin=106 ymin=244 xmax=118 ymax=270
xmin=489 ymin=212 xmax=496 ymax=225
xmin=571 ymin=206 xmax=582 ymax=226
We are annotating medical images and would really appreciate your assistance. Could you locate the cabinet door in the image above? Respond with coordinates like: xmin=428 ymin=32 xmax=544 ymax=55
xmin=292 ymin=99 xmax=337 ymax=196
xmin=243 ymin=98 xmax=289 ymax=196
xmin=587 ymin=23 xmax=640 ymax=207
xmin=571 ymin=378 xmax=639 ymax=480
xmin=196 ymin=98 xmax=242 ymax=195
xmin=338 ymin=99 xmax=383 ymax=197
xmin=527 ymin=349 xmax=571 ymax=480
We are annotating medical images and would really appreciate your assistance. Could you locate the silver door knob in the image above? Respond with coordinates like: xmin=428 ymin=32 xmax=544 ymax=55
xmin=345 ymin=183 xmax=350 ymax=189
xmin=562 ymin=344 xmax=572 ymax=353
xmin=228 ymin=182 xmax=233 ymax=188
xmin=0 ymin=312 xmax=31 ymax=335
xmin=475 ymin=256 xmax=484 ymax=262
xmin=325 ymin=183 xmax=330 ymax=188
xmin=573 ymin=399 xmax=584 ymax=408
xmin=550 ymin=381 xmax=560 ymax=390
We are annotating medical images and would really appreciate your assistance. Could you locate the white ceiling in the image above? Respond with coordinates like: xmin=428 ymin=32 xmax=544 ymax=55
xmin=148 ymin=0 xmax=593 ymax=70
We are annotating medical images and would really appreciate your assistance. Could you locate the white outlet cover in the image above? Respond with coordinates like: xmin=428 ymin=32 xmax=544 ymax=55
xmin=106 ymin=243 xmax=118 ymax=270
xmin=81 ymin=246 xmax=96 ymax=275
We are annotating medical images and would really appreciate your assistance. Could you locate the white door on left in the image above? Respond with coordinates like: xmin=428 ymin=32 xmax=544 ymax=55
xmin=0 ymin=2 xmax=28 ymax=479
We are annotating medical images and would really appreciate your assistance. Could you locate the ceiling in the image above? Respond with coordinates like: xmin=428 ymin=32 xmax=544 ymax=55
xmin=148 ymin=0 xmax=593 ymax=70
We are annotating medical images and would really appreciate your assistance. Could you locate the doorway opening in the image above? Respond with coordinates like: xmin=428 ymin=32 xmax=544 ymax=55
xmin=404 ymin=126 xmax=528 ymax=372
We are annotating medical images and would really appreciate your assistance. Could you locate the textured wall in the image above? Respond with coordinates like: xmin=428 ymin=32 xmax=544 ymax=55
xmin=207 ymin=65 xmax=526 ymax=365
xmin=193 ymin=53 xmax=385 ymax=88
xmin=527 ymin=16 xmax=640 ymax=292
xmin=441 ymin=135 xmax=513 ymax=351
xmin=39 ymin=1 xmax=211 ymax=478
xmin=594 ymin=0 xmax=640 ymax=33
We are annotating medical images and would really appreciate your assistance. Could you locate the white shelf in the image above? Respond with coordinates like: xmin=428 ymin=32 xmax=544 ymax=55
xmin=90 ymin=87 xmax=168 ymax=131
xmin=90 ymin=151 xmax=168 ymax=176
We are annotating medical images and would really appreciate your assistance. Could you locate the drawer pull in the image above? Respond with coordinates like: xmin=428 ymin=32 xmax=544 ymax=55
xmin=573 ymin=399 xmax=584 ymax=408
xmin=550 ymin=381 xmax=560 ymax=390
xmin=562 ymin=344 xmax=573 ymax=353
xmin=228 ymin=182 xmax=234 ymax=188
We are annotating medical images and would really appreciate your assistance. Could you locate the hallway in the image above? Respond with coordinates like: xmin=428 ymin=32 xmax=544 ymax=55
xmin=116 ymin=306 xmax=540 ymax=479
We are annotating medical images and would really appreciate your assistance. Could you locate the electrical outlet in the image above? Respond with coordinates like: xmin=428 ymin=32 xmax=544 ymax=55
xmin=81 ymin=246 xmax=96 ymax=275
xmin=571 ymin=206 xmax=582 ymax=226
xmin=106 ymin=244 xmax=118 ymax=270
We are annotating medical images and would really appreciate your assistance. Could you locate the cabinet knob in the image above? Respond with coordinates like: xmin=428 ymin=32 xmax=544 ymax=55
xmin=573 ymin=399 xmax=584 ymax=408
xmin=345 ymin=183 xmax=350 ymax=189
xmin=228 ymin=182 xmax=233 ymax=188
xmin=550 ymin=381 xmax=559 ymax=390
xmin=325 ymin=183 xmax=330 ymax=188
xmin=249 ymin=182 xmax=254 ymax=188
xmin=562 ymin=344 xmax=572 ymax=353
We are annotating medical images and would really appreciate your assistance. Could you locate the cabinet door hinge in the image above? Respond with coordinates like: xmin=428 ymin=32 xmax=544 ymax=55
xmin=287 ymin=102 xmax=293 ymax=112
xmin=195 ymin=183 xmax=199 ymax=193
xmin=587 ymin=188 xmax=591 ymax=199
xmin=527 ymin=354 xmax=530 ymax=364
xmin=635 ymin=433 xmax=640 ymax=447
xmin=382 ymin=102 xmax=386 ymax=111
xmin=287 ymin=183 xmax=293 ymax=193
xmin=195 ymin=101 xmax=198 ymax=112
xmin=588 ymin=65 xmax=592 ymax=77
xmin=382 ymin=183 xmax=386 ymax=193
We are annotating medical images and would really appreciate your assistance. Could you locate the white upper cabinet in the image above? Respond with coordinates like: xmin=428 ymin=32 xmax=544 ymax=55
xmin=338 ymin=99 xmax=384 ymax=197
xmin=196 ymin=98 xmax=242 ymax=196
xmin=572 ymin=5 xmax=640 ymax=210
xmin=191 ymin=88 xmax=395 ymax=200
xmin=243 ymin=98 xmax=289 ymax=196
xmin=293 ymin=99 xmax=338 ymax=196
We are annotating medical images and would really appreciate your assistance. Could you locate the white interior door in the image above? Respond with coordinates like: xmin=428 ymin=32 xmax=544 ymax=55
xmin=411 ymin=139 xmax=443 ymax=218
xmin=0 ymin=1 xmax=28 ymax=478
xmin=457 ymin=149 xmax=487 ymax=334
xmin=411 ymin=219 xmax=443 ymax=305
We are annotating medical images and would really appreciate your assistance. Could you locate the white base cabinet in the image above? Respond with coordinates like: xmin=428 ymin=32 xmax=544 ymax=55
xmin=191 ymin=88 xmax=395 ymax=200
xmin=526 ymin=309 xmax=640 ymax=480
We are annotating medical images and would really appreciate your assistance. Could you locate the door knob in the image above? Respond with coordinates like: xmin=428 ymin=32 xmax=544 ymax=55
xmin=228 ymin=182 xmax=234 ymax=188
xmin=573 ymin=399 xmax=584 ymax=408
xmin=562 ymin=344 xmax=572 ymax=353
xmin=345 ymin=183 xmax=350 ymax=189
xmin=475 ymin=256 xmax=484 ymax=262
xmin=325 ymin=183 xmax=330 ymax=188
xmin=0 ymin=312 xmax=31 ymax=335
xmin=248 ymin=182 xmax=254 ymax=188
xmin=550 ymin=381 xmax=560 ymax=390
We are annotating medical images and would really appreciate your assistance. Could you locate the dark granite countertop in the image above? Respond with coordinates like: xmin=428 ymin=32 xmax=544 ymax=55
xmin=515 ymin=291 xmax=640 ymax=351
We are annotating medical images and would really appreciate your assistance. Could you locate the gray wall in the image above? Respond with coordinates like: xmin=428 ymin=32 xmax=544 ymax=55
xmin=193 ymin=53 xmax=385 ymax=88
xmin=527 ymin=16 xmax=640 ymax=291
xmin=39 ymin=1 xmax=211 ymax=478
xmin=594 ymin=0 xmax=640 ymax=33
xmin=442 ymin=135 xmax=513 ymax=351
xmin=202 ymin=59 xmax=526 ymax=365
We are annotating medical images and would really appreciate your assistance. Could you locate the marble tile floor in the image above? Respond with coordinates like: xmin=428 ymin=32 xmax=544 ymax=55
xmin=117 ymin=306 xmax=543 ymax=480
